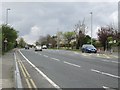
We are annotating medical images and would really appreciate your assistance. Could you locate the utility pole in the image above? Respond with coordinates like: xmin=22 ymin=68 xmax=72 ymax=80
xmin=90 ymin=12 xmax=93 ymax=45
xmin=57 ymin=28 xmax=59 ymax=49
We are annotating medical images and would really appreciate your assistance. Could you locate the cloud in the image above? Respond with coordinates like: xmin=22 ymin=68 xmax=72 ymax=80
xmin=2 ymin=0 xmax=119 ymax=2
xmin=2 ymin=2 xmax=118 ymax=44
xmin=109 ymin=11 xmax=118 ymax=24
xmin=22 ymin=25 xmax=41 ymax=44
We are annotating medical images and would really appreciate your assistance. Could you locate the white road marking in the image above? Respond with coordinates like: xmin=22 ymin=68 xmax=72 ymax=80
xmin=91 ymin=69 xmax=120 ymax=79
xmin=39 ymin=54 xmax=42 ymax=55
xmin=19 ymin=50 xmax=61 ymax=89
xmin=102 ymin=86 xmax=109 ymax=89
xmin=102 ymin=59 xmax=110 ymax=62
xmin=63 ymin=61 xmax=81 ymax=68
xmin=101 ymin=59 xmax=119 ymax=64
xmin=110 ymin=61 xmax=119 ymax=63
xmin=51 ymin=58 xmax=60 ymax=61
xmin=43 ymin=55 xmax=49 ymax=58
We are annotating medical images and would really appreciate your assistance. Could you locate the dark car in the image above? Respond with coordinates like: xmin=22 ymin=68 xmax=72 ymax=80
xmin=25 ymin=45 xmax=29 ymax=49
xmin=81 ymin=44 xmax=97 ymax=53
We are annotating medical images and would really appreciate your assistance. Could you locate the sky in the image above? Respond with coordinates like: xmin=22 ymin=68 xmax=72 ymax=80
xmin=1 ymin=0 xmax=119 ymax=44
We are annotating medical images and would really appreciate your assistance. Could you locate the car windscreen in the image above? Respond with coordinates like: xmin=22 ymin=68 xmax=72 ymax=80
xmin=86 ymin=45 xmax=95 ymax=49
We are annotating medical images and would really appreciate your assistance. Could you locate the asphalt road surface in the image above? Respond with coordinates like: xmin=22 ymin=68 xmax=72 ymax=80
xmin=16 ymin=48 xmax=119 ymax=89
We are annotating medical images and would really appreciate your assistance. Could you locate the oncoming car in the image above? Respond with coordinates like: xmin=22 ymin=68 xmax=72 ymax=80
xmin=35 ymin=46 xmax=42 ymax=51
xmin=42 ymin=45 xmax=47 ymax=49
xmin=81 ymin=44 xmax=97 ymax=53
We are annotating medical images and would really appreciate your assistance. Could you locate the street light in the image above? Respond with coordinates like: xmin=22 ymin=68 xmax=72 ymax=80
xmin=6 ymin=8 xmax=11 ymax=24
xmin=90 ymin=12 xmax=93 ymax=45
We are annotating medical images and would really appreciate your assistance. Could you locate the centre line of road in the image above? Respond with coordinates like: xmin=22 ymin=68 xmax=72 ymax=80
xmin=51 ymin=58 xmax=60 ymax=61
xmin=63 ymin=61 xmax=81 ymax=68
xmin=91 ymin=69 xmax=120 ymax=79
xmin=43 ymin=55 xmax=49 ymax=58
xmin=101 ymin=59 xmax=119 ymax=64
xmin=102 ymin=86 xmax=109 ymax=89
xmin=102 ymin=86 xmax=117 ymax=90
xmin=19 ymin=50 xmax=61 ymax=89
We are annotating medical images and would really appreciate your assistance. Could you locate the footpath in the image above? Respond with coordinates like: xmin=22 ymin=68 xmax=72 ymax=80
xmin=1 ymin=50 xmax=15 ymax=89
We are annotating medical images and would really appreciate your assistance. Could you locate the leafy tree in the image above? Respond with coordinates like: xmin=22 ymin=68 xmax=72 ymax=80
xmin=2 ymin=24 xmax=18 ymax=52
xmin=18 ymin=37 xmax=26 ymax=48
xmin=84 ymin=35 xmax=91 ymax=44
xmin=63 ymin=31 xmax=75 ymax=48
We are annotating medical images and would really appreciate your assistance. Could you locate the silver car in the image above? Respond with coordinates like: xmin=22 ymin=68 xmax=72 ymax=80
xmin=35 ymin=46 xmax=42 ymax=51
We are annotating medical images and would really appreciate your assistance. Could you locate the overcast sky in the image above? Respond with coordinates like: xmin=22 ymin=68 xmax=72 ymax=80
xmin=1 ymin=1 xmax=118 ymax=44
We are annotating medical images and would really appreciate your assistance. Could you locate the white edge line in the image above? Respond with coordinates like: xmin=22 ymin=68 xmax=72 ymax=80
xmin=91 ymin=69 xmax=120 ymax=79
xmin=63 ymin=61 xmax=81 ymax=68
xmin=18 ymin=50 xmax=61 ymax=89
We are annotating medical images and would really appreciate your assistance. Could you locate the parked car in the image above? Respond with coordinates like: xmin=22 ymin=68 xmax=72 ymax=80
xmin=42 ymin=45 xmax=47 ymax=49
xmin=81 ymin=44 xmax=97 ymax=53
xmin=25 ymin=45 xmax=29 ymax=49
xmin=35 ymin=46 xmax=42 ymax=51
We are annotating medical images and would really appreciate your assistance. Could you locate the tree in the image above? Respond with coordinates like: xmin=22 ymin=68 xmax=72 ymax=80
xmin=74 ymin=19 xmax=87 ymax=49
xmin=63 ymin=31 xmax=75 ymax=48
xmin=2 ymin=24 xmax=18 ymax=52
xmin=97 ymin=26 xmax=117 ymax=51
xmin=18 ymin=38 xmax=26 ymax=48
xmin=84 ymin=35 xmax=91 ymax=44
xmin=56 ymin=31 xmax=63 ymax=49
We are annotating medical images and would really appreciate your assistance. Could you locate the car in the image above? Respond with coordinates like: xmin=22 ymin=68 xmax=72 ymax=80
xmin=42 ymin=45 xmax=47 ymax=49
xmin=25 ymin=45 xmax=29 ymax=49
xmin=35 ymin=46 xmax=42 ymax=51
xmin=81 ymin=44 xmax=97 ymax=53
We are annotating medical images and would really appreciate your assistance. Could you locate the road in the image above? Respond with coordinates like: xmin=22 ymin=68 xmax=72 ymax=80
xmin=15 ymin=48 xmax=119 ymax=89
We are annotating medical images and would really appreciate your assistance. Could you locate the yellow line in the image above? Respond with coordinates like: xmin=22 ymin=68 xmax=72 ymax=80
xmin=30 ymin=79 xmax=37 ymax=88
xmin=26 ymin=79 xmax=32 ymax=88
xmin=21 ymin=61 xmax=31 ymax=77
xmin=18 ymin=62 xmax=27 ymax=77
xmin=19 ymin=60 xmax=37 ymax=89
xmin=18 ymin=57 xmax=37 ymax=89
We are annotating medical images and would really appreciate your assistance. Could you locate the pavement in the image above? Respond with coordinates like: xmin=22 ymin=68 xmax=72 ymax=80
xmin=1 ymin=50 xmax=15 ymax=89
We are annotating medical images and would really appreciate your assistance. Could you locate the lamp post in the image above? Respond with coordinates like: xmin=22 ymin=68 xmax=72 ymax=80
xmin=90 ymin=12 xmax=93 ymax=45
xmin=6 ymin=8 xmax=11 ymax=24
